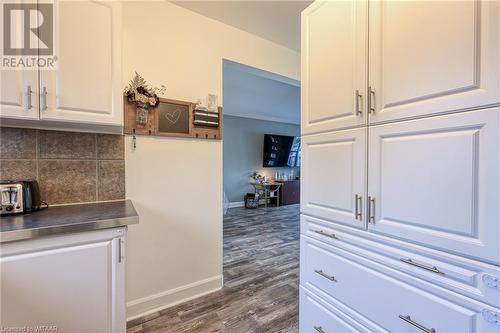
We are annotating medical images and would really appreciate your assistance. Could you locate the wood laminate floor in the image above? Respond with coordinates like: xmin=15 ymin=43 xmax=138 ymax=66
xmin=127 ymin=204 xmax=300 ymax=333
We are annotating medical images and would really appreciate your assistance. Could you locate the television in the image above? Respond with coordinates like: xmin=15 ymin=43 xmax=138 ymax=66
xmin=263 ymin=134 xmax=301 ymax=167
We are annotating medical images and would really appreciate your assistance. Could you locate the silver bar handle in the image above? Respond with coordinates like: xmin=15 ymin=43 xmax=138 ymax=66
xmin=368 ymin=86 xmax=375 ymax=114
xmin=400 ymin=258 xmax=444 ymax=275
xmin=399 ymin=315 xmax=436 ymax=333
xmin=355 ymin=194 xmax=362 ymax=220
xmin=314 ymin=269 xmax=337 ymax=282
xmin=314 ymin=326 xmax=326 ymax=333
xmin=26 ymin=85 xmax=33 ymax=110
xmin=368 ymin=196 xmax=375 ymax=224
xmin=355 ymin=90 xmax=363 ymax=116
xmin=314 ymin=229 xmax=338 ymax=240
xmin=118 ymin=238 xmax=122 ymax=263
xmin=41 ymin=86 xmax=48 ymax=110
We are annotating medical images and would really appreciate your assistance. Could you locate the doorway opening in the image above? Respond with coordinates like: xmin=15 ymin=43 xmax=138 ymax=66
xmin=221 ymin=59 xmax=301 ymax=330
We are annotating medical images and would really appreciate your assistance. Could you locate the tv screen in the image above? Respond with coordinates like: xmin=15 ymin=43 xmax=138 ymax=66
xmin=263 ymin=134 xmax=301 ymax=167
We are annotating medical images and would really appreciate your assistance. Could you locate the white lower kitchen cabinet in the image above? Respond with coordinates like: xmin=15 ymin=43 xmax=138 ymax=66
xmin=301 ymin=214 xmax=500 ymax=309
xmin=300 ymin=234 xmax=500 ymax=333
xmin=0 ymin=228 xmax=126 ymax=333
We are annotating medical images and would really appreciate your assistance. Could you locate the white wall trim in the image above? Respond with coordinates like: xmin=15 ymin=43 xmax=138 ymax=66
xmin=227 ymin=198 xmax=278 ymax=209
xmin=228 ymin=201 xmax=245 ymax=208
xmin=223 ymin=59 xmax=300 ymax=87
xmin=223 ymin=112 xmax=300 ymax=125
xmin=126 ymin=275 xmax=223 ymax=321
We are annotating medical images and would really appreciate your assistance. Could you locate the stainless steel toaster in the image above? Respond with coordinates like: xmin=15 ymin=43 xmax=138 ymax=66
xmin=0 ymin=180 xmax=42 ymax=215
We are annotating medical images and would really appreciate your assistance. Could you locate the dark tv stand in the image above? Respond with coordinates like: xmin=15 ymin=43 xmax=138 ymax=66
xmin=278 ymin=179 xmax=300 ymax=206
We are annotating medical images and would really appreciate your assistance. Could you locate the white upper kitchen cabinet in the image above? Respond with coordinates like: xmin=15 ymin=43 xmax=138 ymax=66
xmin=0 ymin=69 xmax=39 ymax=120
xmin=0 ymin=0 xmax=39 ymax=121
xmin=367 ymin=108 xmax=500 ymax=264
xmin=368 ymin=0 xmax=500 ymax=124
xmin=39 ymin=0 xmax=122 ymax=127
xmin=301 ymin=1 xmax=367 ymax=134
xmin=301 ymin=127 xmax=367 ymax=229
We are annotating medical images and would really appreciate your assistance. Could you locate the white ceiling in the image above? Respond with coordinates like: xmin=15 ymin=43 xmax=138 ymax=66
xmin=171 ymin=1 xmax=312 ymax=51
xmin=223 ymin=60 xmax=300 ymax=124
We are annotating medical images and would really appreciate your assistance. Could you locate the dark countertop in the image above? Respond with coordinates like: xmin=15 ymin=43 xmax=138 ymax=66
xmin=0 ymin=200 xmax=139 ymax=243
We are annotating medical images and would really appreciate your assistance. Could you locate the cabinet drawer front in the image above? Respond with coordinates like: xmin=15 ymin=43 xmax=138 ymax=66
xmin=368 ymin=109 xmax=500 ymax=264
xmin=300 ymin=236 xmax=500 ymax=333
xmin=301 ymin=214 xmax=500 ymax=309
xmin=300 ymin=287 xmax=380 ymax=333
xmin=301 ymin=128 xmax=367 ymax=229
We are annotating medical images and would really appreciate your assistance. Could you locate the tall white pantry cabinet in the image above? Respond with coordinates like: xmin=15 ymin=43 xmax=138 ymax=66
xmin=300 ymin=1 xmax=500 ymax=333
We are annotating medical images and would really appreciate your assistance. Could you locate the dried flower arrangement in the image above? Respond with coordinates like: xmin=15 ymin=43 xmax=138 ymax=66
xmin=251 ymin=171 xmax=264 ymax=183
xmin=124 ymin=72 xmax=166 ymax=125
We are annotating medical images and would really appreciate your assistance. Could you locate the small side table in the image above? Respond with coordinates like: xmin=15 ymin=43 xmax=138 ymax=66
xmin=251 ymin=182 xmax=282 ymax=208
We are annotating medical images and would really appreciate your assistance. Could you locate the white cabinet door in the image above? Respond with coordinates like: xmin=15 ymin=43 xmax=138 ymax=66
xmin=367 ymin=109 xmax=500 ymax=264
xmin=0 ymin=229 xmax=125 ymax=333
xmin=0 ymin=1 xmax=39 ymax=120
xmin=301 ymin=0 xmax=367 ymax=134
xmin=301 ymin=128 xmax=367 ymax=229
xmin=368 ymin=0 xmax=500 ymax=124
xmin=39 ymin=0 xmax=122 ymax=126
xmin=0 ymin=70 xmax=39 ymax=120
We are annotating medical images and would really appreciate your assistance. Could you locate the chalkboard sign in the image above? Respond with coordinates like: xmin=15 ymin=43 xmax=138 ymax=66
xmin=155 ymin=98 xmax=193 ymax=137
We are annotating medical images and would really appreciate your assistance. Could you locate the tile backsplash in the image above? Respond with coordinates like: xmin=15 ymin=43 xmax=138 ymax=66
xmin=0 ymin=127 xmax=125 ymax=205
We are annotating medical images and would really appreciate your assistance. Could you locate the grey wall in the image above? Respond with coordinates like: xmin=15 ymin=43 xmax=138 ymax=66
xmin=223 ymin=115 xmax=300 ymax=203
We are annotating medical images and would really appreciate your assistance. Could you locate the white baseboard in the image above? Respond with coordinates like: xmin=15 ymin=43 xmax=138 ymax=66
xmin=228 ymin=201 xmax=244 ymax=208
xmin=126 ymin=275 xmax=223 ymax=321
xmin=227 ymin=198 xmax=279 ymax=209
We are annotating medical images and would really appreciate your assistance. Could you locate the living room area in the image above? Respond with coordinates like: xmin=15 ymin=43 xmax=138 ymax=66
xmin=222 ymin=59 xmax=301 ymax=211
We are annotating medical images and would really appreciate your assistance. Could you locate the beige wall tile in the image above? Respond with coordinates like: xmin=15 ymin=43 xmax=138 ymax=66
xmin=38 ymin=160 xmax=97 ymax=204
xmin=39 ymin=130 xmax=96 ymax=159
xmin=0 ymin=128 xmax=37 ymax=159
xmin=0 ymin=159 xmax=37 ymax=181
xmin=97 ymin=134 xmax=124 ymax=160
xmin=98 ymin=160 xmax=125 ymax=201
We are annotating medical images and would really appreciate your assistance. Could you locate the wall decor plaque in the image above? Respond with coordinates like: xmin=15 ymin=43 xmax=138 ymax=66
xmin=124 ymin=96 xmax=222 ymax=140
